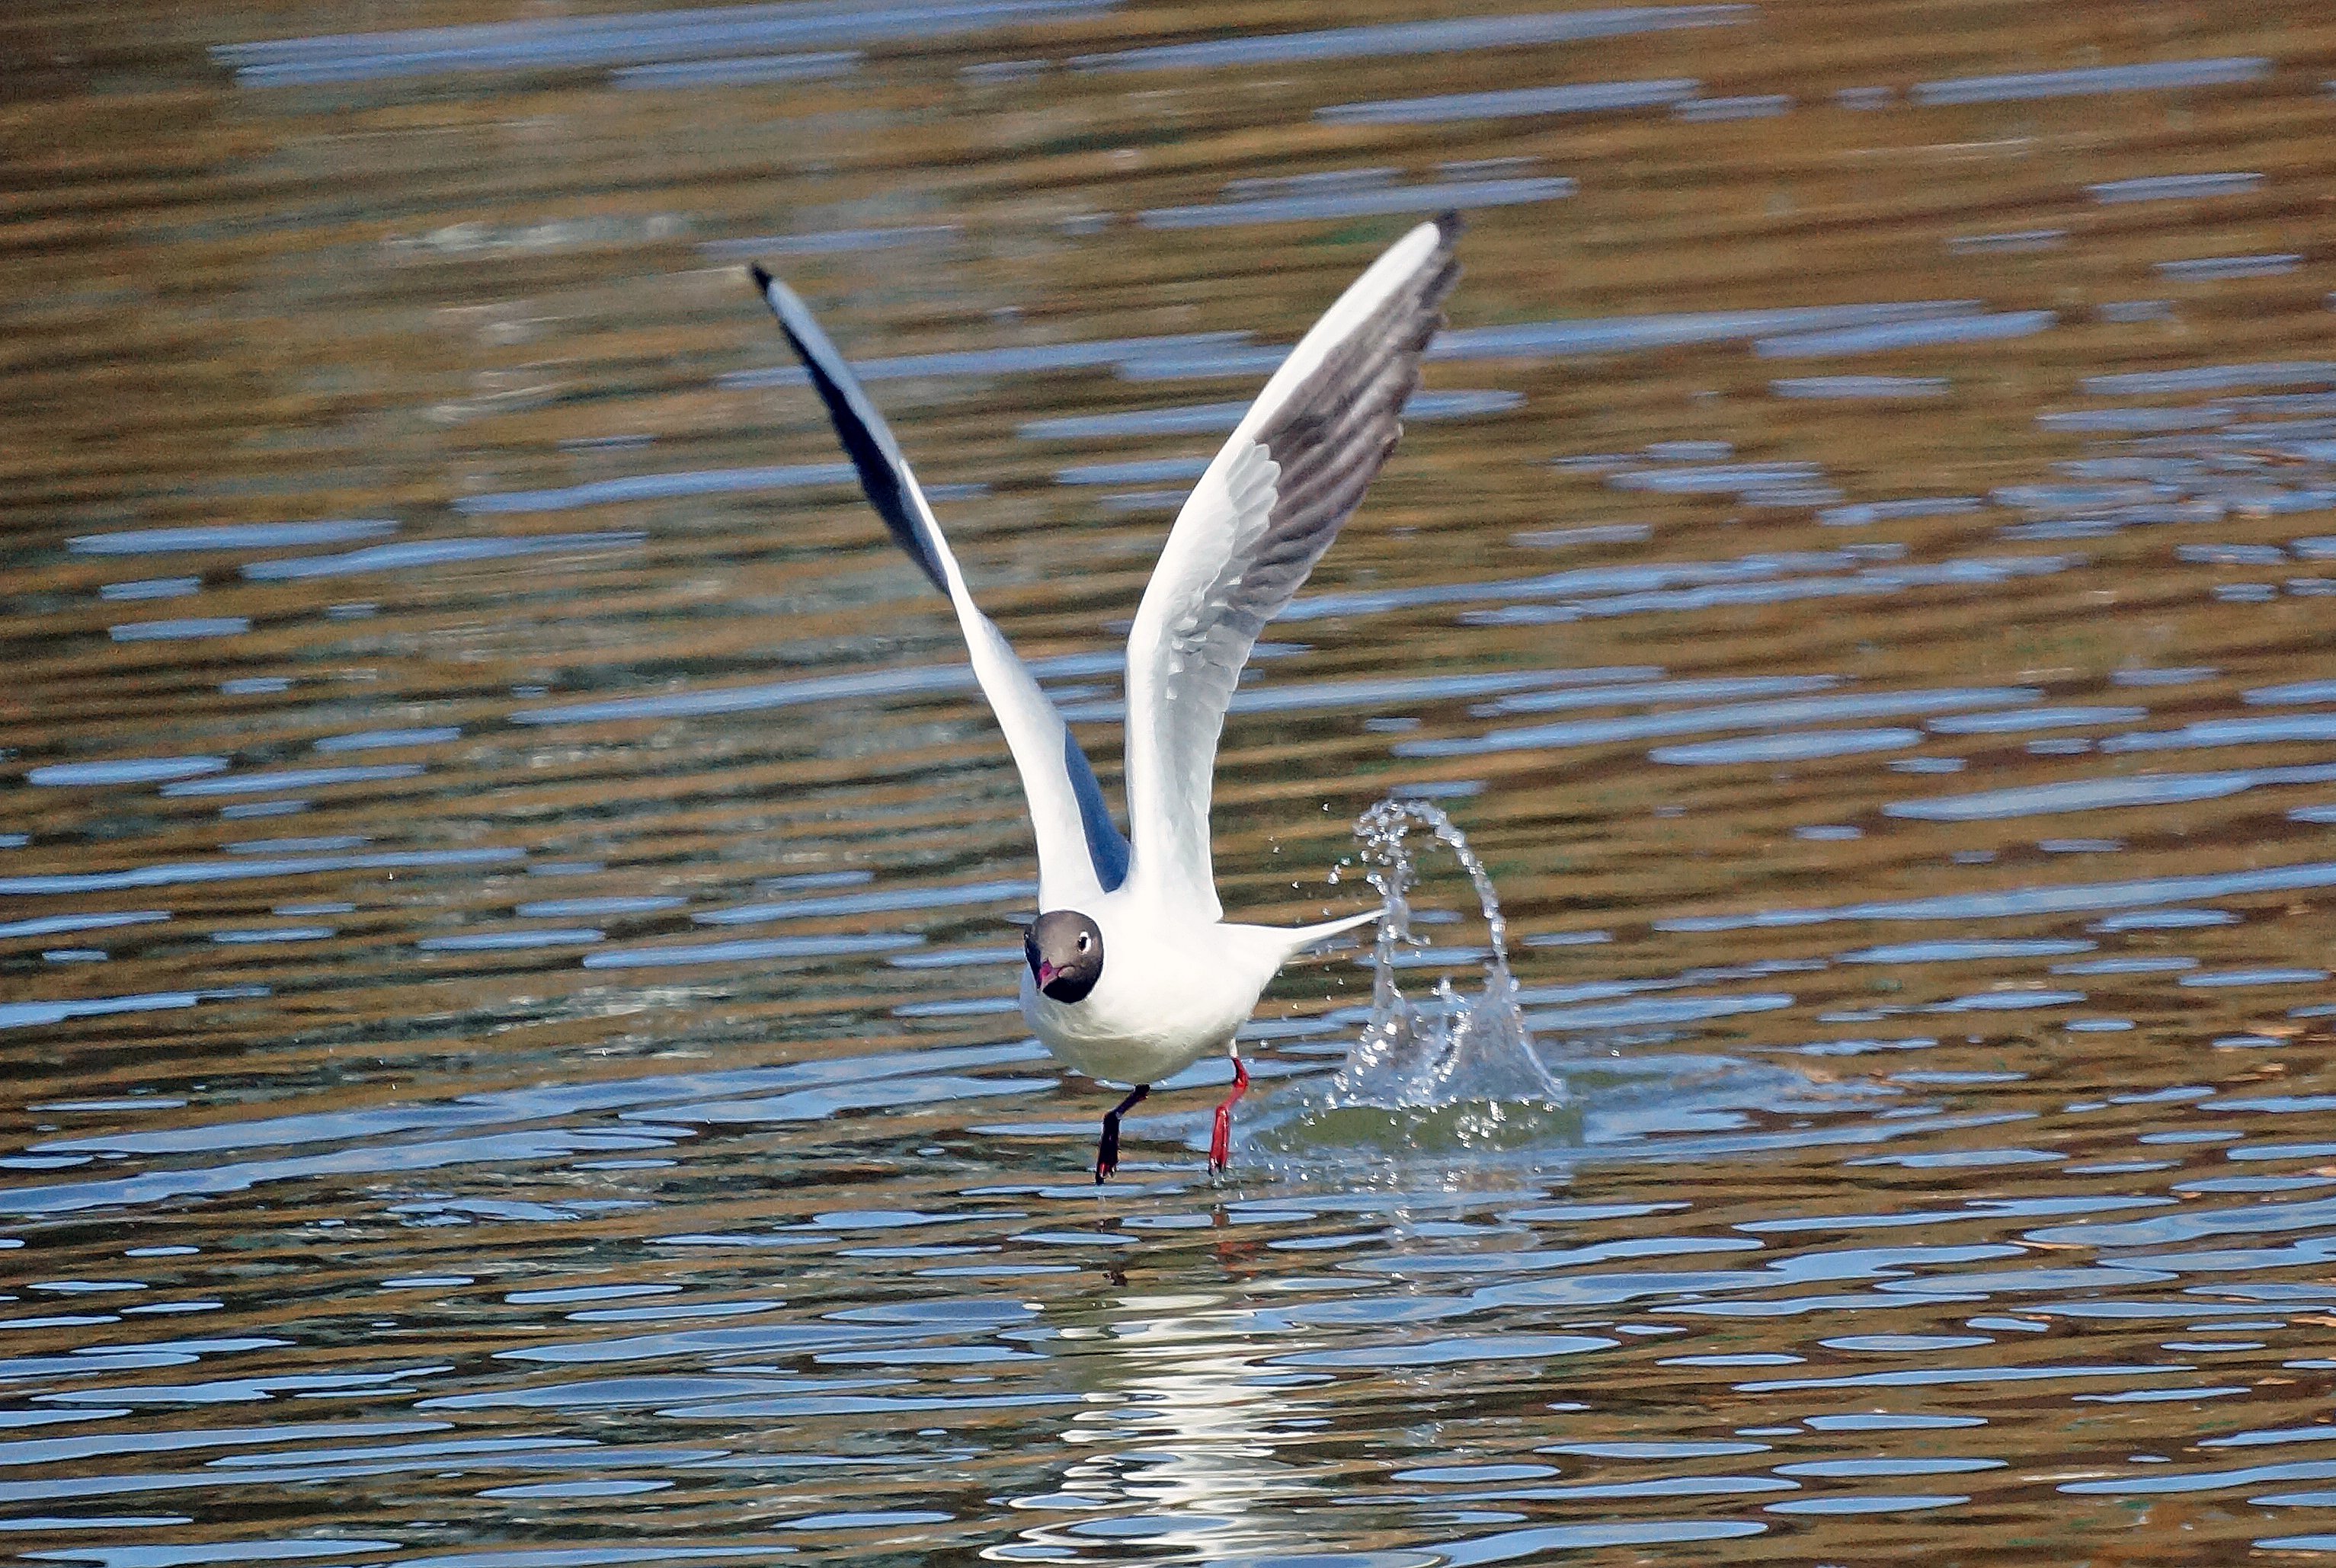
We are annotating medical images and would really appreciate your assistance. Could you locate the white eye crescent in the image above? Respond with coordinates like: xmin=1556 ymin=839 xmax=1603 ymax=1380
xmin=1077 ymin=933 xmax=1091 ymax=952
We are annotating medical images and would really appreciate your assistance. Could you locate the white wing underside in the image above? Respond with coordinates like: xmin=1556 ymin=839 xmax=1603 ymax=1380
xmin=755 ymin=214 xmax=1458 ymax=921
xmin=1122 ymin=215 xmax=1463 ymax=917
xmin=752 ymin=269 xmax=1129 ymax=910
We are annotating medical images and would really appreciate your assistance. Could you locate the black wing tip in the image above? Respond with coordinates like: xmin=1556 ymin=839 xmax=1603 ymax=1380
xmin=1432 ymin=210 xmax=1466 ymax=246
xmin=747 ymin=262 xmax=773 ymax=291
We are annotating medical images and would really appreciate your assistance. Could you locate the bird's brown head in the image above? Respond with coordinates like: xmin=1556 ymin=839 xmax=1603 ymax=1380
xmin=1025 ymin=910 xmax=1103 ymax=1003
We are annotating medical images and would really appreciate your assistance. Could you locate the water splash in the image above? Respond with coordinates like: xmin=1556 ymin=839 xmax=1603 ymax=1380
xmin=1254 ymin=798 xmax=1575 ymax=1158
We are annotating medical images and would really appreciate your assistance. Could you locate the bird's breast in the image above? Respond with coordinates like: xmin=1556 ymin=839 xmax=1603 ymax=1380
xmin=1017 ymin=917 xmax=1279 ymax=1084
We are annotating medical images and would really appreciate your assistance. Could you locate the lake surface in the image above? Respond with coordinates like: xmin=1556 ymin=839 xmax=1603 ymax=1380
xmin=5 ymin=0 xmax=2336 ymax=1561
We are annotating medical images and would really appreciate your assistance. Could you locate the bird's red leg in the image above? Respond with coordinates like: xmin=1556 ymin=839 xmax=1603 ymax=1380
xmin=1208 ymin=1049 xmax=1249 ymax=1176
xmin=1096 ymin=1083 xmax=1149 ymax=1183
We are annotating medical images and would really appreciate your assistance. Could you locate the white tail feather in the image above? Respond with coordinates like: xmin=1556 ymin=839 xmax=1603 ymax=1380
xmin=1279 ymin=905 xmax=1384 ymax=959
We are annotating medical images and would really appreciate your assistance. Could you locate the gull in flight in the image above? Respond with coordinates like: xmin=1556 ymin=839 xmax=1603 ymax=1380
xmin=750 ymin=214 xmax=1460 ymax=1181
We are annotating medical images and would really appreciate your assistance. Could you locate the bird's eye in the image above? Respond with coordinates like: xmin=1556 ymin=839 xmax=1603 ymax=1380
xmin=1077 ymin=933 xmax=1091 ymax=951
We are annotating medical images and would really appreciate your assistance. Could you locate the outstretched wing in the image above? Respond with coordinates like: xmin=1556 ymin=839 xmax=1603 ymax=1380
xmin=750 ymin=266 xmax=1130 ymax=907
xmin=1121 ymin=215 xmax=1461 ymax=917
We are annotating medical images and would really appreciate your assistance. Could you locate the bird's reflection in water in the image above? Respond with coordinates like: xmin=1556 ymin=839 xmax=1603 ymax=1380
xmin=990 ymin=1281 xmax=1344 ymax=1563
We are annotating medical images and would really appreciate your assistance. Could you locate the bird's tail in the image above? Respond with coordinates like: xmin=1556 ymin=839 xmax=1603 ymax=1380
xmin=1278 ymin=904 xmax=1384 ymax=960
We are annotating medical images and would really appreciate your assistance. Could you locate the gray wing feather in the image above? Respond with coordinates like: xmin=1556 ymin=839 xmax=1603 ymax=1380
xmin=750 ymin=265 xmax=950 ymax=594
xmin=1125 ymin=215 xmax=1461 ymax=911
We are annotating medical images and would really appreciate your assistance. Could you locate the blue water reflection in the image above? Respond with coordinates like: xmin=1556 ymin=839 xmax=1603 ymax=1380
xmin=8 ymin=0 xmax=2336 ymax=1563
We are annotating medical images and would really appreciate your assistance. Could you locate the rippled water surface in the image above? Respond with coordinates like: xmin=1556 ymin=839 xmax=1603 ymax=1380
xmin=8 ymin=0 xmax=2336 ymax=1560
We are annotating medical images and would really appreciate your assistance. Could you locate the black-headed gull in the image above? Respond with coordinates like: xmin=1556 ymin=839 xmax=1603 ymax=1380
xmin=750 ymin=213 xmax=1460 ymax=1181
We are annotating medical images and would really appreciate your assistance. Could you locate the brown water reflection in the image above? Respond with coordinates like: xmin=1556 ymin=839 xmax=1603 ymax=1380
xmin=5 ymin=0 xmax=2336 ymax=1563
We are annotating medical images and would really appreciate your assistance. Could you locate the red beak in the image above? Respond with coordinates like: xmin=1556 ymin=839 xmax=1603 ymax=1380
xmin=1036 ymin=959 xmax=1058 ymax=987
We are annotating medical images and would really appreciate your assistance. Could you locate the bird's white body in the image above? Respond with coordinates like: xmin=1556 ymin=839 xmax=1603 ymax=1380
xmin=752 ymin=214 xmax=1459 ymax=1172
xmin=1019 ymin=897 xmax=1374 ymax=1084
